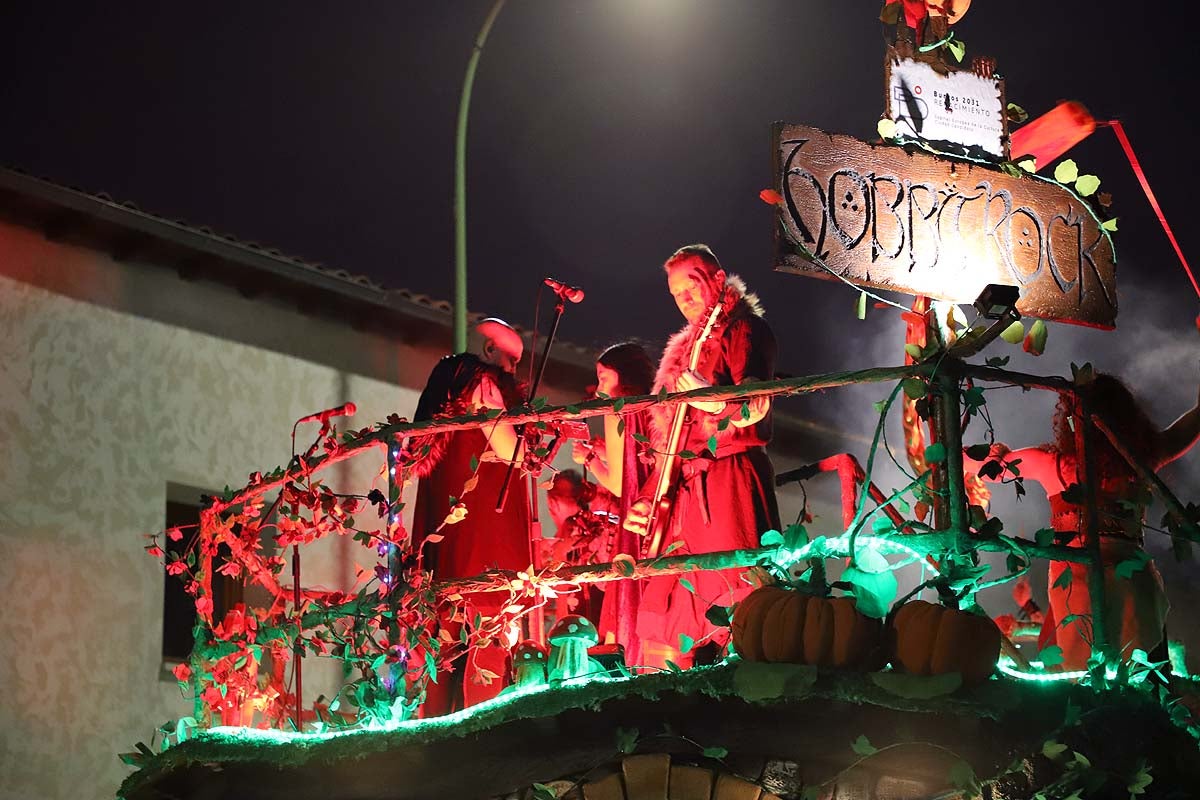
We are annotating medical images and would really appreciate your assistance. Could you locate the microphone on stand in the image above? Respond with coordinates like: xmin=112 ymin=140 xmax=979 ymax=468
xmin=544 ymin=277 xmax=585 ymax=304
xmin=296 ymin=402 xmax=358 ymax=425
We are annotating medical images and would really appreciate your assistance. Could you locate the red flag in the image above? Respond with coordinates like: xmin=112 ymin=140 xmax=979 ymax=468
xmin=1010 ymin=101 xmax=1096 ymax=170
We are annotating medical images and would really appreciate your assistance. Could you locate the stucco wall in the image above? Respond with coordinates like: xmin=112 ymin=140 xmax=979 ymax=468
xmin=0 ymin=221 xmax=422 ymax=799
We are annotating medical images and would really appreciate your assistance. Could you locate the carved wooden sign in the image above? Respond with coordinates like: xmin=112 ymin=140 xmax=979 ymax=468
xmin=772 ymin=124 xmax=1118 ymax=328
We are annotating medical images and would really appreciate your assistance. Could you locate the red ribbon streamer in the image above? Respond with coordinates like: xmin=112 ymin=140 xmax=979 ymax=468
xmin=1103 ymin=119 xmax=1200 ymax=300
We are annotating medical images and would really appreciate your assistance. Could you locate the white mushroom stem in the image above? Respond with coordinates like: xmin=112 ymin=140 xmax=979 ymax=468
xmin=549 ymin=640 xmax=592 ymax=682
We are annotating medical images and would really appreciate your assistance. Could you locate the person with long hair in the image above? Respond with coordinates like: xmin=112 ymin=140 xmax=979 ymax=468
xmin=975 ymin=372 xmax=1200 ymax=671
xmin=570 ymin=341 xmax=656 ymax=664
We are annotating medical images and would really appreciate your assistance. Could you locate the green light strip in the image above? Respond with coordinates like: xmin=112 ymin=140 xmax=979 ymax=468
xmin=996 ymin=655 xmax=1087 ymax=683
xmin=201 ymin=670 xmax=634 ymax=745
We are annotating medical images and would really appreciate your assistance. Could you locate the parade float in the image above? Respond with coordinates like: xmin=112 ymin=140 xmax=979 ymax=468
xmin=118 ymin=3 xmax=1200 ymax=798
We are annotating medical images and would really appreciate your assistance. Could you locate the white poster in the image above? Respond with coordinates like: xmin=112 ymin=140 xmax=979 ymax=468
xmin=887 ymin=58 xmax=1004 ymax=158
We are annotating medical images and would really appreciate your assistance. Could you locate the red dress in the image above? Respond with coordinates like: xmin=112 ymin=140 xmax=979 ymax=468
xmin=411 ymin=355 xmax=531 ymax=714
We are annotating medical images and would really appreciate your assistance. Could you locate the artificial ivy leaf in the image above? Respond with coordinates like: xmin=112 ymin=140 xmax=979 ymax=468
xmin=617 ymin=418 xmax=626 ymax=436
xmin=615 ymin=726 xmax=640 ymax=754
xmin=1128 ymin=765 xmax=1154 ymax=795
xmin=1115 ymin=548 xmax=1151 ymax=579
xmin=986 ymin=355 xmax=1011 ymax=368
xmin=760 ymin=530 xmax=785 ymax=547
xmin=702 ymin=746 xmax=729 ymax=759
xmin=1034 ymin=528 xmax=1056 ymax=548
xmin=613 ymin=397 xmax=626 ymax=412
xmin=946 ymin=38 xmax=966 ymax=62
xmin=565 ymin=405 xmax=581 ymax=414
xmin=1042 ymin=739 xmax=1068 ymax=759
xmin=965 ymin=443 xmax=992 ymax=461
xmin=901 ymin=378 xmax=927 ymax=399
xmin=948 ymin=760 xmax=979 ymax=793
xmin=632 ymin=432 xmax=650 ymax=443
xmin=705 ymin=604 xmax=731 ymax=627
xmin=1101 ymin=217 xmax=1119 ymax=232
xmin=855 ymin=290 xmax=867 ymax=320
xmin=851 ymin=734 xmax=878 ymax=756
xmin=877 ymin=118 xmax=898 ymax=140
xmin=924 ymin=443 xmax=946 ymax=464
xmin=903 ymin=343 xmax=924 ymax=361
xmin=1006 ymin=102 xmax=1029 ymax=123
xmin=1074 ymin=174 xmax=1101 ymax=197
xmin=1023 ymin=319 xmax=1048 ymax=357
xmin=1017 ymin=157 xmax=1037 ymax=173
xmin=680 ymin=578 xmax=696 ymax=595
xmin=841 ymin=565 xmax=897 ymax=619
xmin=708 ymin=435 xmax=719 ymax=455
xmin=733 ymin=662 xmax=818 ymax=702
xmin=1053 ymin=159 xmax=1080 ymax=184
xmin=530 ymin=784 xmax=557 ymax=800
xmin=612 ymin=554 xmax=637 ymax=577
xmin=679 ymin=633 xmax=695 ymax=654
xmin=999 ymin=321 xmax=1025 ymax=344
xmin=678 ymin=450 xmax=698 ymax=460
xmin=870 ymin=670 xmax=962 ymax=698
xmin=1052 ymin=568 xmax=1073 ymax=590
xmin=1038 ymin=645 xmax=1065 ymax=667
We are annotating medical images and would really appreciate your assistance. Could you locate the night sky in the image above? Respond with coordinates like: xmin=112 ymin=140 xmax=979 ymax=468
xmin=5 ymin=3 xmax=1200 ymax=609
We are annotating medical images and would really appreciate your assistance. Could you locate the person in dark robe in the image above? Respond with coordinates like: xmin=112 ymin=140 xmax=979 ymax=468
xmin=625 ymin=245 xmax=782 ymax=669
xmin=570 ymin=341 xmax=656 ymax=665
xmin=411 ymin=318 xmax=531 ymax=715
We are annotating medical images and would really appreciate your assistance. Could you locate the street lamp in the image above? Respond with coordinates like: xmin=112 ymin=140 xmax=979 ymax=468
xmin=454 ymin=0 xmax=508 ymax=354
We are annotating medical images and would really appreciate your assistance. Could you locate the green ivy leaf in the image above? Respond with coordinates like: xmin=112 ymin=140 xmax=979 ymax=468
xmin=965 ymin=443 xmax=991 ymax=461
xmin=986 ymin=355 xmax=1011 ymax=367
xmin=613 ymin=397 xmax=626 ymax=412
xmin=946 ymin=37 xmax=966 ymax=62
xmin=877 ymin=118 xmax=898 ymax=140
xmin=1042 ymin=739 xmax=1068 ymax=759
xmin=707 ymin=435 xmax=719 ymax=455
xmin=1034 ymin=528 xmax=1056 ymax=548
xmin=1000 ymin=320 xmax=1025 ymax=344
xmin=855 ymin=290 xmax=867 ymax=320
xmin=679 ymin=633 xmax=695 ymax=654
xmin=532 ymin=396 xmax=548 ymax=410
xmin=678 ymin=450 xmax=698 ymax=460
xmin=870 ymin=670 xmax=962 ymax=699
xmin=705 ymin=604 xmax=731 ymax=627
xmin=1101 ymin=217 xmax=1119 ymax=232
xmin=615 ymin=726 xmax=640 ymax=754
xmin=1017 ymin=157 xmax=1037 ymax=173
xmin=904 ymin=343 xmax=924 ymax=361
xmin=924 ymin=442 xmax=946 ymax=464
xmin=1074 ymin=174 xmax=1101 ymax=196
xmin=1025 ymin=319 xmax=1048 ymax=356
xmin=1054 ymin=159 xmax=1080 ymax=184
xmin=851 ymin=734 xmax=878 ymax=756
xmin=702 ymin=746 xmax=729 ymax=759
xmin=901 ymin=378 xmax=927 ymax=399
xmin=760 ymin=530 xmax=785 ymax=547
xmin=1052 ymin=567 xmax=1073 ymax=590
xmin=565 ymin=405 xmax=581 ymax=414
xmin=469 ymin=455 xmax=479 ymax=472
xmin=531 ymin=784 xmax=558 ymax=800
xmin=680 ymin=578 xmax=696 ymax=595
xmin=1038 ymin=645 xmax=1065 ymax=667
xmin=840 ymin=565 xmax=897 ymax=619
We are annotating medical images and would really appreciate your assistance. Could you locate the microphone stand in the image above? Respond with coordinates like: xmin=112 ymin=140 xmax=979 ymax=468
xmin=495 ymin=291 xmax=571 ymax=647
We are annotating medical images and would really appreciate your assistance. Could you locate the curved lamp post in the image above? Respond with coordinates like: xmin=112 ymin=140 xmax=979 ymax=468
xmin=453 ymin=0 xmax=507 ymax=353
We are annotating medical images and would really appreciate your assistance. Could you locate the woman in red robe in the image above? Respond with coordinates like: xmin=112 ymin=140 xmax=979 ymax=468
xmin=411 ymin=319 xmax=531 ymax=714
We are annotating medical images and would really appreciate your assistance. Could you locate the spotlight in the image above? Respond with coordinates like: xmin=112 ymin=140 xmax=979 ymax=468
xmin=973 ymin=284 xmax=1020 ymax=321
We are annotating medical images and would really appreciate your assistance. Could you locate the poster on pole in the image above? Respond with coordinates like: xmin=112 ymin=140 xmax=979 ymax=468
xmin=885 ymin=54 xmax=1007 ymax=160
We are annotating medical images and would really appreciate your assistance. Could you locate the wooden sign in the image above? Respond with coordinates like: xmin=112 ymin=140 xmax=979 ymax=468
xmin=772 ymin=124 xmax=1118 ymax=328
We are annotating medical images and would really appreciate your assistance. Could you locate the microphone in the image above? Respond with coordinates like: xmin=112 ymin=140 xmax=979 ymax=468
xmin=544 ymin=277 xmax=585 ymax=303
xmin=296 ymin=402 xmax=358 ymax=425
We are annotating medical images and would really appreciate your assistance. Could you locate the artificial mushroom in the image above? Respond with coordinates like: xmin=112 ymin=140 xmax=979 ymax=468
xmin=547 ymin=614 xmax=600 ymax=682
xmin=511 ymin=640 xmax=549 ymax=689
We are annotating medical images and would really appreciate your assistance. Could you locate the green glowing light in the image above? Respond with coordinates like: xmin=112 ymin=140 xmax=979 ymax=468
xmin=996 ymin=656 xmax=1087 ymax=683
xmin=774 ymin=534 xmax=937 ymax=574
xmin=201 ymin=669 xmax=634 ymax=746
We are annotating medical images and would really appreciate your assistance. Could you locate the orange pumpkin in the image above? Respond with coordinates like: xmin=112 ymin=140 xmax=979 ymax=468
xmin=890 ymin=600 xmax=1001 ymax=686
xmin=732 ymin=586 xmax=883 ymax=668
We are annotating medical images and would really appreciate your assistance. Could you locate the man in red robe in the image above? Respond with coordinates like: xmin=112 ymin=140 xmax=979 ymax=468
xmin=412 ymin=318 xmax=531 ymax=714
xmin=626 ymin=245 xmax=782 ymax=669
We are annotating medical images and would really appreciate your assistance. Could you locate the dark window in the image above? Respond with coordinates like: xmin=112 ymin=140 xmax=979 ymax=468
xmin=162 ymin=487 xmax=245 ymax=663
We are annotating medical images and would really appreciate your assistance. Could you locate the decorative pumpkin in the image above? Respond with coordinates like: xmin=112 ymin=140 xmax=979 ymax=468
xmin=732 ymin=586 xmax=883 ymax=668
xmin=890 ymin=599 xmax=1001 ymax=686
